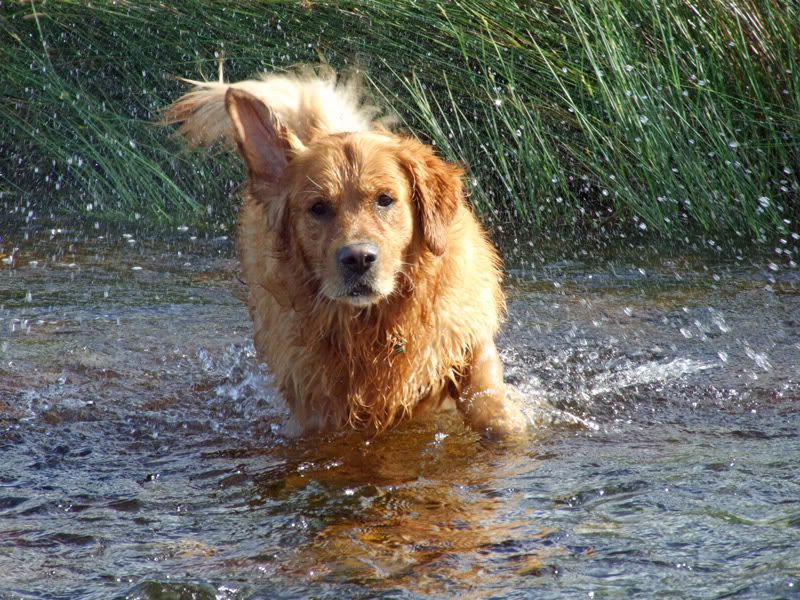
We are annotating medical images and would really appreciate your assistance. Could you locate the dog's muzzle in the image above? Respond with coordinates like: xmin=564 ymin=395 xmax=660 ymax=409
xmin=336 ymin=242 xmax=380 ymax=299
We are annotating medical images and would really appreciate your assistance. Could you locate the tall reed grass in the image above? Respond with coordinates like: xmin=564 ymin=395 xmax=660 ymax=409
xmin=2 ymin=1 xmax=798 ymax=247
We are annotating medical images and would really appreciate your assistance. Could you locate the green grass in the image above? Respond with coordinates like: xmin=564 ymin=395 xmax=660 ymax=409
xmin=1 ymin=0 xmax=798 ymax=248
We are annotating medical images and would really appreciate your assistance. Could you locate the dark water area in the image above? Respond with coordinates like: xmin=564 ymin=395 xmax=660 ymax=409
xmin=0 ymin=229 xmax=798 ymax=599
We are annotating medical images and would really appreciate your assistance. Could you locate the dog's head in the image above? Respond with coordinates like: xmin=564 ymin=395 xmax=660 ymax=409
xmin=226 ymin=88 xmax=463 ymax=307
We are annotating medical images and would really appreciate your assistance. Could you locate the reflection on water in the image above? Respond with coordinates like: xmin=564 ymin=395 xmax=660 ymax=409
xmin=241 ymin=427 xmax=560 ymax=595
xmin=0 ymin=230 xmax=798 ymax=599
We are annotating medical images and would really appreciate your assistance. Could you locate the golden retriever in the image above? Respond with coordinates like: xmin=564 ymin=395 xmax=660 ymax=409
xmin=164 ymin=68 xmax=526 ymax=438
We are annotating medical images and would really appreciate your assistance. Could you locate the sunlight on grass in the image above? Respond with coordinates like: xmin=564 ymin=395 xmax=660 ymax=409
xmin=2 ymin=0 xmax=797 ymax=245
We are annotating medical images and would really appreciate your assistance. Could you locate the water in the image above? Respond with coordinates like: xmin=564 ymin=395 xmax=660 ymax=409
xmin=1 ymin=231 xmax=798 ymax=599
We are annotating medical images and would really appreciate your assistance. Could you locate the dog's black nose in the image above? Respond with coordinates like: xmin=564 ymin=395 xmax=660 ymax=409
xmin=337 ymin=243 xmax=378 ymax=275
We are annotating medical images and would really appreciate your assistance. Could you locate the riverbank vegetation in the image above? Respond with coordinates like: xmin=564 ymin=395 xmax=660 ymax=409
xmin=2 ymin=1 xmax=798 ymax=248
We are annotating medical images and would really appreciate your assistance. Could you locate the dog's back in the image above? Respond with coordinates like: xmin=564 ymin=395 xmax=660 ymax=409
xmin=162 ymin=67 xmax=387 ymax=148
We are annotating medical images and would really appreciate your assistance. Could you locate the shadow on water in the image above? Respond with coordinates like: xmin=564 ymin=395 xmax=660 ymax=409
xmin=0 ymin=229 xmax=798 ymax=599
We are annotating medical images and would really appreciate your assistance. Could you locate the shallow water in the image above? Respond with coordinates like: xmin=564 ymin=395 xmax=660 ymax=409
xmin=1 ymin=230 xmax=798 ymax=599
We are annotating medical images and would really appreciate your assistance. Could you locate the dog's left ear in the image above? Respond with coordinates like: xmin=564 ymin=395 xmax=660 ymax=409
xmin=225 ymin=88 xmax=304 ymax=183
xmin=400 ymin=141 xmax=464 ymax=256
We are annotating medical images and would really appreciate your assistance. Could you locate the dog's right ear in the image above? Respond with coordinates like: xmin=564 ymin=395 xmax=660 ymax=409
xmin=225 ymin=88 xmax=305 ymax=183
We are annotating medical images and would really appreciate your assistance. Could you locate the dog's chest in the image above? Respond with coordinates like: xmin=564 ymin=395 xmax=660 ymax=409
xmin=269 ymin=316 xmax=459 ymax=428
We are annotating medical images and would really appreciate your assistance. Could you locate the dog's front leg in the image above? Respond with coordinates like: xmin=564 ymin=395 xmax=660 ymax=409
xmin=457 ymin=340 xmax=527 ymax=439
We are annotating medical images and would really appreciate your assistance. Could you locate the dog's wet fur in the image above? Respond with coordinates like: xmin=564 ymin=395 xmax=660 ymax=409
xmin=164 ymin=68 xmax=526 ymax=438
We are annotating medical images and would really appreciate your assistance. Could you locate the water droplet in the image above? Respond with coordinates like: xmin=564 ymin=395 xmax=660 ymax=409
xmin=758 ymin=196 xmax=770 ymax=209
xmin=638 ymin=115 xmax=649 ymax=125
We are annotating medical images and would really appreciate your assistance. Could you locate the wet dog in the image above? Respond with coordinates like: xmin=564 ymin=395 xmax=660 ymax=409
xmin=164 ymin=68 xmax=525 ymax=438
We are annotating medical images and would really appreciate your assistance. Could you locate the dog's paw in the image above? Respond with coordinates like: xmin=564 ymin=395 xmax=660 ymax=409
xmin=480 ymin=406 xmax=529 ymax=442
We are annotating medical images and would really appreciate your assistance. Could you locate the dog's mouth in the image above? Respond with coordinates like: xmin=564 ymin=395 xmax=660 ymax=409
xmin=348 ymin=283 xmax=375 ymax=297
xmin=322 ymin=269 xmax=394 ymax=306
xmin=338 ymin=282 xmax=382 ymax=306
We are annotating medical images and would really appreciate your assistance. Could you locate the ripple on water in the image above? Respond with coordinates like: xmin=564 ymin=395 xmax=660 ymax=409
xmin=0 ymin=235 xmax=798 ymax=598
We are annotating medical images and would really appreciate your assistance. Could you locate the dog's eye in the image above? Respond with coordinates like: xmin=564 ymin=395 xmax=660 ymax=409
xmin=376 ymin=193 xmax=395 ymax=208
xmin=309 ymin=200 xmax=333 ymax=218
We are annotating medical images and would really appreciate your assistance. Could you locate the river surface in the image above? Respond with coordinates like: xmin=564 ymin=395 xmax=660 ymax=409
xmin=0 ymin=229 xmax=798 ymax=599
